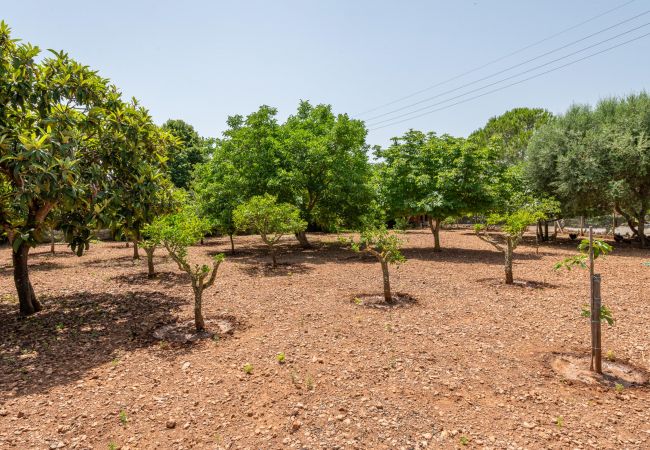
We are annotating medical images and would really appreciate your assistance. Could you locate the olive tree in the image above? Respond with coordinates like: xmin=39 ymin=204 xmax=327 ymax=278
xmin=233 ymin=194 xmax=306 ymax=266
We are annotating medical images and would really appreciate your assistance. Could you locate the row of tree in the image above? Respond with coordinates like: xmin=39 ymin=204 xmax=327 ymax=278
xmin=2 ymin=22 xmax=648 ymax=318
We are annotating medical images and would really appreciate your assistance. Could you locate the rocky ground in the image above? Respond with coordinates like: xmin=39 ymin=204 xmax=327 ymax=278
xmin=0 ymin=229 xmax=649 ymax=449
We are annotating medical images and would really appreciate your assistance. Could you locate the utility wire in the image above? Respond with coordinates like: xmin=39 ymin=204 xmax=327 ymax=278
xmin=365 ymin=9 xmax=650 ymax=123
xmin=355 ymin=0 xmax=638 ymax=117
xmin=367 ymin=21 xmax=650 ymax=127
xmin=369 ymin=30 xmax=650 ymax=131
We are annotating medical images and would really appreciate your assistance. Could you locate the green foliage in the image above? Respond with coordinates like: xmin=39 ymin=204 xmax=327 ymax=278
xmin=614 ymin=383 xmax=624 ymax=393
xmin=276 ymin=352 xmax=286 ymax=363
xmin=471 ymin=107 xmax=552 ymax=164
xmin=346 ymin=227 xmax=405 ymax=265
xmin=526 ymin=93 xmax=650 ymax=245
xmin=161 ymin=119 xmax=212 ymax=189
xmin=233 ymin=194 xmax=306 ymax=265
xmin=376 ymin=131 xmax=493 ymax=249
xmin=580 ymin=304 xmax=615 ymax=326
xmin=554 ymin=239 xmax=612 ymax=271
xmin=118 ymin=410 xmax=128 ymax=426
xmin=242 ymin=363 xmax=254 ymax=375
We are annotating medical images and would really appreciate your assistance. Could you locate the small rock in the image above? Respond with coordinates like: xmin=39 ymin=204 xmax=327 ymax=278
xmin=291 ymin=420 xmax=302 ymax=432
xmin=166 ymin=420 xmax=176 ymax=429
xmin=181 ymin=362 xmax=191 ymax=371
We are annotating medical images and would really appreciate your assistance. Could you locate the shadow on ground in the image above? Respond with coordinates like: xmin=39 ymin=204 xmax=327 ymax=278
xmin=0 ymin=290 xmax=185 ymax=400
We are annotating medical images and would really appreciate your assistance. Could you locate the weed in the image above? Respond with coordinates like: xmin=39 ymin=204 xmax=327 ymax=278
xmin=555 ymin=416 xmax=564 ymax=428
xmin=305 ymin=374 xmax=315 ymax=391
xmin=605 ymin=350 xmax=615 ymax=361
xmin=55 ymin=323 xmax=65 ymax=331
xmin=212 ymin=334 xmax=220 ymax=343
xmin=243 ymin=363 xmax=254 ymax=375
xmin=276 ymin=352 xmax=286 ymax=364
xmin=108 ymin=443 xmax=118 ymax=450
xmin=615 ymin=383 xmax=624 ymax=393
xmin=459 ymin=435 xmax=469 ymax=446
xmin=118 ymin=410 xmax=128 ymax=426
xmin=353 ymin=297 xmax=362 ymax=305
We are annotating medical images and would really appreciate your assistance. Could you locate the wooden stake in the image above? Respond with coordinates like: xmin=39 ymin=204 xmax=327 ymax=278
xmin=592 ymin=274 xmax=603 ymax=374
xmin=589 ymin=226 xmax=595 ymax=371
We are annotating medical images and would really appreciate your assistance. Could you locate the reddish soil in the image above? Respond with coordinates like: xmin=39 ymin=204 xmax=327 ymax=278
xmin=1 ymin=230 xmax=649 ymax=449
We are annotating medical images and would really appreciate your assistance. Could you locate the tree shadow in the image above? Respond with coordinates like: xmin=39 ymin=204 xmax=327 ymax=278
xmin=0 ymin=290 xmax=185 ymax=400
xmin=475 ymin=277 xmax=560 ymax=289
xmin=82 ymin=255 xmax=139 ymax=269
xmin=110 ymin=271 xmax=191 ymax=286
xmin=401 ymin=246 xmax=544 ymax=264
xmin=0 ymin=260 xmax=65 ymax=277
xmin=236 ymin=260 xmax=313 ymax=277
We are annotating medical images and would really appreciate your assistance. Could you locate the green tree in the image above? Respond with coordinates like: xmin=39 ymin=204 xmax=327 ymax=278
xmin=471 ymin=107 xmax=552 ymax=164
xmin=151 ymin=210 xmax=221 ymax=331
xmin=527 ymin=94 xmax=650 ymax=247
xmin=192 ymin=147 xmax=242 ymax=253
xmin=161 ymin=119 xmax=211 ymax=189
xmin=0 ymin=22 xmax=112 ymax=315
xmin=376 ymin=130 xmax=492 ymax=251
xmin=104 ymin=102 xmax=176 ymax=259
xmin=279 ymin=101 xmax=373 ymax=247
xmin=233 ymin=194 xmax=306 ymax=266
xmin=344 ymin=227 xmax=405 ymax=304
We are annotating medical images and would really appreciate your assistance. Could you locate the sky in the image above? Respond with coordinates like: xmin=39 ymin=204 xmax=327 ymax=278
xmin=3 ymin=0 xmax=650 ymax=147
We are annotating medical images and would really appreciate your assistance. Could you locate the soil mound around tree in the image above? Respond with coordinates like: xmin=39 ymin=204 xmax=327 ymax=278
xmin=350 ymin=292 xmax=417 ymax=309
xmin=153 ymin=315 xmax=240 ymax=343
xmin=550 ymin=353 xmax=649 ymax=387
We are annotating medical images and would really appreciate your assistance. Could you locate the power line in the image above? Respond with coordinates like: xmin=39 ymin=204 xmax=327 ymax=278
xmin=369 ymin=30 xmax=650 ymax=131
xmin=365 ymin=9 xmax=650 ymax=123
xmin=366 ymin=21 xmax=650 ymax=127
xmin=355 ymin=0 xmax=638 ymax=117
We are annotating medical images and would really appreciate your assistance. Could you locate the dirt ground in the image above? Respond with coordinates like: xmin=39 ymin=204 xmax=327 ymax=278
xmin=1 ymin=229 xmax=649 ymax=450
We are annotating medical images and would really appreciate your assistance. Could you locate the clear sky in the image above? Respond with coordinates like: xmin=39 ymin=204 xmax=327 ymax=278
xmin=3 ymin=0 xmax=650 ymax=147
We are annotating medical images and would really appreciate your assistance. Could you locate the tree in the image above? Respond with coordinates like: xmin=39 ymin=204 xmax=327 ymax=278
xmin=471 ymin=107 xmax=552 ymax=164
xmin=279 ymin=101 xmax=373 ymax=247
xmin=233 ymin=194 xmax=306 ymax=266
xmin=526 ymin=94 xmax=650 ymax=247
xmin=376 ymin=131 xmax=491 ymax=251
xmin=103 ymin=101 xmax=176 ymax=259
xmin=344 ymin=227 xmax=405 ymax=304
xmin=0 ymin=22 xmax=112 ymax=315
xmin=193 ymin=148 xmax=242 ymax=253
xmin=154 ymin=210 xmax=222 ymax=331
xmin=161 ymin=119 xmax=212 ymax=189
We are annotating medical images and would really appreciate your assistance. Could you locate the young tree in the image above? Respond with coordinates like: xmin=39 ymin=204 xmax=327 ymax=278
xmin=0 ymin=22 xmax=112 ymax=315
xmin=345 ymin=227 xmax=406 ymax=304
xmin=155 ymin=211 xmax=222 ymax=331
xmin=233 ymin=194 xmax=306 ymax=266
xmin=475 ymin=208 xmax=545 ymax=284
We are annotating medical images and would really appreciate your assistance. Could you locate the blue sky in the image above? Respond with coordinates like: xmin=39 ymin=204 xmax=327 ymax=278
xmin=4 ymin=0 xmax=650 ymax=147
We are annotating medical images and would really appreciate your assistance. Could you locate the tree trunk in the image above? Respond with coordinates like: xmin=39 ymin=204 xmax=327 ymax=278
xmin=295 ymin=231 xmax=311 ymax=249
xmin=132 ymin=240 xmax=140 ymax=260
xmin=229 ymin=234 xmax=235 ymax=253
xmin=193 ymin=287 xmax=205 ymax=332
xmin=638 ymin=209 xmax=646 ymax=248
xmin=13 ymin=242 xmax=42 ymax=316
xmin=580 ymin=216 xmax=585 ymax=236
xmin=544 ymin=221 xmax=549 ymax=241
xmin=428 ymin=218 xmax=441 ymax=252
xmin=145 ymin=247 xmax=155 ymax=278
xmin=50 ymin=229 xmax=55 ymax=255
xmin=380 ymin=260 xmax=393 ymax=304
xmin=504 ymin=239 xmax=514 ymax=285
xmin=270 ymin=247 xmax=277 ymax=267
